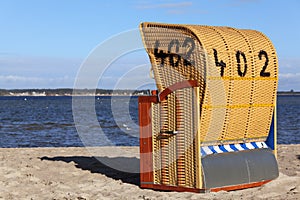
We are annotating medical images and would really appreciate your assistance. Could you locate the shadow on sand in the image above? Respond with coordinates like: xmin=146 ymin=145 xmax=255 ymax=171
xmin=40 ymin=156 xmax=140 ymax=186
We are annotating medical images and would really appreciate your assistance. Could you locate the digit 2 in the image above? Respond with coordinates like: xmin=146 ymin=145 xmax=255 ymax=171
xmin=168 ymin=39 xmax=180 ymax=67
xmin=182 ymin=37 xmax=195 ymax=67
xmin=258 ymin=50 xmax=270 ymax=77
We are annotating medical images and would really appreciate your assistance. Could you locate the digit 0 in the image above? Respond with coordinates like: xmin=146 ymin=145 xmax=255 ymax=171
xmin=236 ymin=51 xmax=247 ymax=77
xmin=168 ymin=39 xmax=180 ymax=67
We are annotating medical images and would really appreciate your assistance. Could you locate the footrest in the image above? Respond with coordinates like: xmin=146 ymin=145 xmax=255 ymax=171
xmin=202 ymin=148 xmax=279 ymax=190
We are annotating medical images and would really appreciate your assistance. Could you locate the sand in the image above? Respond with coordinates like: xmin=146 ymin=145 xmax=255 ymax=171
xmin=0 ymin=145 xmax=299 ymax=200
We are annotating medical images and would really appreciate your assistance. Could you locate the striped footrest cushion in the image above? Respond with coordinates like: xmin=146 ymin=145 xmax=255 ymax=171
xmin=201 ymin=142 xmax=268 ymax=157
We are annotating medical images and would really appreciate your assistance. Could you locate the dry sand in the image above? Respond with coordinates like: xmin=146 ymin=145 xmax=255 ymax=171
xmin=0 ymin=145 xmax=299 ymax=200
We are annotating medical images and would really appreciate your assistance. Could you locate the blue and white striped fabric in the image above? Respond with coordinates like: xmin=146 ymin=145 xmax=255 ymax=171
xmin=201 ymin=142 xmax=268 ymax=157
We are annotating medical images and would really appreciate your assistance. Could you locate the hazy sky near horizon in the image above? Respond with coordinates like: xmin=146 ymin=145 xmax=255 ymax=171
xmin=0 ymin=0 xmax=299 ymax=90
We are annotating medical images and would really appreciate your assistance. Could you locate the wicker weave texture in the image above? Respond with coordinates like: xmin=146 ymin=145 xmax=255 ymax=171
xmin=151 ymin=88 xmax=198 ymax=187
xmin=140 ymin=22 xmax=278 ymax=145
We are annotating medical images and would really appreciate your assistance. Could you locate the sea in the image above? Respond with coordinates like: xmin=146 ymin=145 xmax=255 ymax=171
xmin=0 ymin=95 xmax=299 ymax=148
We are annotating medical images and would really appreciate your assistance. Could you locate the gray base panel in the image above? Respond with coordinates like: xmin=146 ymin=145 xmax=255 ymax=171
xmin=202 ymin=148 xmax=279 ymax=189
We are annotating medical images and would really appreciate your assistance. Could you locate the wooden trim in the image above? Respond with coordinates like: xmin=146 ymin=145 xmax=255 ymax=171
xmin=139 ymin=96 xmax=155 ymax=185
xmin=151 ymin=90 xmax=158 ymax=96
xmin=140 ymin=184 xmax=206 ymax=193
xmin=274 ymin=103 xmax=277 ymax=158
xmin=138 ymin=96 xmax=158 ymax=104
xmin=141 ymin=180 xmax=270 ymax=193
xmin=140 ymin=183 xmax=155 ymax=189
xmin=159 ymin=80 xmax=199 ymax=101
xmin=210 ymin=180 xmax=271 ymax=192
xmin=194 ymin=86 xmax=202 ymax=189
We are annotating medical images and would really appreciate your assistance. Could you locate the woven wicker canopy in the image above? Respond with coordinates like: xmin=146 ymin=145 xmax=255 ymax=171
xmin=139 ymin=22 xmax=279 ymax=190
xmin=140 ymin=22 xmax=278 ymax=145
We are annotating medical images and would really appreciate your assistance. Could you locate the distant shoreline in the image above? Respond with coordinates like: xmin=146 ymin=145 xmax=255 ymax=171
xmin=277 ymin=91 xmax=300 ymax=96
xmin=0 ymin=94 xmax=143 ymax=97
xmin=0 ymin=89 xmax=299 ymax=96
xmin=0 ymin=88 xmax=150 ymax=97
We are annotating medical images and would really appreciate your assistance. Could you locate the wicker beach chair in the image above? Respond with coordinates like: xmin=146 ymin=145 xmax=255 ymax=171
xmin=138 ymin=22 xmax=279 ymax=192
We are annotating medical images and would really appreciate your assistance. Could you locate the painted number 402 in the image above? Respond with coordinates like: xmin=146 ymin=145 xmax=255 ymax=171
xmin=213 ymin=49 xmax=271 ymax=77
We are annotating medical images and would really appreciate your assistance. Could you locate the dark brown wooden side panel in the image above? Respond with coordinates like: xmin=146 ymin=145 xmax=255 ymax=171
xmin=139 ymin=96 xmax=157 ymax=187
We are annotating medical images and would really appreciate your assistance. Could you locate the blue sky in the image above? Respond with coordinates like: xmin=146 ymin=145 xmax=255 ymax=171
xmin=0 ymin=0 xmax=299 ymax=90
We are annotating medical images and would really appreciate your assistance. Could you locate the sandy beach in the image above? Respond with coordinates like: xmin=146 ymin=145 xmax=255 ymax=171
xmin=0 ymin=145 xmax=299 ymax=200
